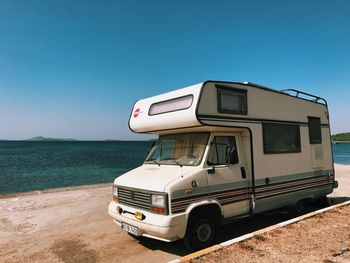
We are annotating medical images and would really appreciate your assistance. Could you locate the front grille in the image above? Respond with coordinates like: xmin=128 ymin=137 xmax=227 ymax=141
xmin=118 ymin=186 xmax=151 ymax=211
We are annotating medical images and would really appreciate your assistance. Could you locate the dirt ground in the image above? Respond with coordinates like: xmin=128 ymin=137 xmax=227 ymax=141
xmin=0 ymin=184 xmax=186 ymax=263
xmin=0 ymin=164 xmax=349 ymax=263
xmin=189 ymin=204 xmax=350 ymax=263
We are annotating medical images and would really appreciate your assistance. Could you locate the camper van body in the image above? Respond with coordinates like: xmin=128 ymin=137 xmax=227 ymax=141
xmin=108 ymin=81 xmax=336 ymax=249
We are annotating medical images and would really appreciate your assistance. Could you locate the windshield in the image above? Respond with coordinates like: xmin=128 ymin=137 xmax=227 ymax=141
xmin=145 ymin=132 xmax=209 ymax=166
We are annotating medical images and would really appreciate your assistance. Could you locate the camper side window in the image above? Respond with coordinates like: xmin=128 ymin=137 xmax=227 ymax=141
xmin=263 ymin=123 xmax=301 ymax=154
xmin=149 ymin=95 xmax=193 ymax=116
xmin=217 ymin=86 xmax=247 ymax=115
xmin=308 ymin=117 xmax=322 ymax=144
xmin=207 ymin=136 xmax=239 ymax=166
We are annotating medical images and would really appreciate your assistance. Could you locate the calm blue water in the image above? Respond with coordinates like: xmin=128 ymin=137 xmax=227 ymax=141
xmin=0 ymin=141 xmax=152 ymax=195
xmin=332 ymin=142 xmax=350 ymax=165
xmin=0 ymin=141 xmax=349 ymax=195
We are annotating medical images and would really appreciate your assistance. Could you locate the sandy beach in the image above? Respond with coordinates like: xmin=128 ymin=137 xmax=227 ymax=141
xmin=329 ymin=164 xmax=350 ymax=199
xmin=0 ymin=184 xmax=185 ymax=263
xmin=0 ymin=164 xmax=349 ymax=263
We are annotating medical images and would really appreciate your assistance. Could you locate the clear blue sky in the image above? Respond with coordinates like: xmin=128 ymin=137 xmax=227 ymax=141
xmin=0 ymin=0 xmax=349 ymax=140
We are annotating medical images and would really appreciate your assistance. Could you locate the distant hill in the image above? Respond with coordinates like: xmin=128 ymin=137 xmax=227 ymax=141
xmin=27 ymin=136 xmax=77 ymax=141
xmin=331 ymin=132 xmax=350 ymax=142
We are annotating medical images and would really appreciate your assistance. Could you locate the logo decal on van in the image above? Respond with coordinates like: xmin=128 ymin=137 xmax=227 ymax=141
xmin=133 ymin=108 xmax=142 ymax=118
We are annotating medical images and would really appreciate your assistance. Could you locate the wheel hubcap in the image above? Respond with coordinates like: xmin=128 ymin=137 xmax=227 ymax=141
xmin=197 ymin=223 xmax=212 ymax=242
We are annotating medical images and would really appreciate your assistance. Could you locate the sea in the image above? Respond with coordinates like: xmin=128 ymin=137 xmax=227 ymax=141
xmin=0 ymin=141 xmax=349 ymax=195
xmin=0 ymin=141 xmax=152 ymax=195
xmin=332 ymin=142 xmax=350 ymax=165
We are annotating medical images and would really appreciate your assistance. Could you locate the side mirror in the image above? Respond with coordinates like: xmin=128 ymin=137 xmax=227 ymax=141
xmin=207 ymin=166 xmax=215 ymax=174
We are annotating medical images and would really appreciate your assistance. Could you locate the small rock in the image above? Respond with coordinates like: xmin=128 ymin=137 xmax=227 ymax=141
xmin=332 ymin=247 xmax=349 ymax=257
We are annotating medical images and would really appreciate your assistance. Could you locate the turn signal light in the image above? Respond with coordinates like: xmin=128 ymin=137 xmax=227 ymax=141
xmin=116 ymin=206 xmax=123 ymax=214
xmin=151 ymin=207 xmax=165 ymax=215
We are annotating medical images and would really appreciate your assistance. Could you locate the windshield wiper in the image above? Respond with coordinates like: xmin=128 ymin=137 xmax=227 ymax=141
xmin=163 ymin=158 xmax=183 ymax=167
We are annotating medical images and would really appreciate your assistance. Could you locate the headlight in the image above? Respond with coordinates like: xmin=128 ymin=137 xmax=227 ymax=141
xmin=151 ymin=194 xmax=167 ymax=215
xmin=151 ymin=194 xmax=165 ymax=208
xmin=113 ymin=185 xmax=118 ymax=202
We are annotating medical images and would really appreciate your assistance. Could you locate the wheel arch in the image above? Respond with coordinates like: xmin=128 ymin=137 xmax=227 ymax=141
xmin=187 ymin=200 xmax=222 ymax=218
xmin=182 ymin=201 xmax=222 ymax=235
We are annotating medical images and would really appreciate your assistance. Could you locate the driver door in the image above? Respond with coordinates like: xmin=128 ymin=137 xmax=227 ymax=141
xmin=206 ymin=133 xmax=250 ymax=218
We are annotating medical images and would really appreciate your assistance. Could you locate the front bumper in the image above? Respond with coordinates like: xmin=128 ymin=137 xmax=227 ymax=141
xmin=108 ymin=201 xmax=186 ymax=242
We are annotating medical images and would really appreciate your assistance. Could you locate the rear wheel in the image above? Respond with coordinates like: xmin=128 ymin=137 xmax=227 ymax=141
xmin=288 ymin=199 xmax=307 ymax=216
xmin=315 ymin=195 xmax=331 ymax=206
xmin=183 ymin=211 xmax=219 ymax=251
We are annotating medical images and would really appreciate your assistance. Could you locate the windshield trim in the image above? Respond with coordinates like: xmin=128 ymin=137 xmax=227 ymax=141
xmin=144 ymin=132 xmax=210 ymax=167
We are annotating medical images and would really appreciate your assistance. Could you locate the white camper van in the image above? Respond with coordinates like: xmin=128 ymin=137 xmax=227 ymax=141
xmin=108 ymin=81 xmax=337 ymax=250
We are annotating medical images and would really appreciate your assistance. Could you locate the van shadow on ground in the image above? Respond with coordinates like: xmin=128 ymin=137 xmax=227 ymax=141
xmin=136 ymin=196 xmax=350 ymax=256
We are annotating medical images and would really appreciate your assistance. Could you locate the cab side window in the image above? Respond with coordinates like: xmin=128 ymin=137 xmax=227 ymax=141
xmin=207 ymin=136 xmax=239 ymax=166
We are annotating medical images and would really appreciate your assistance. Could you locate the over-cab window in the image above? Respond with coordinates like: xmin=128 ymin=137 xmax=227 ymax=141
xmin=308 ymin=117 xmax=322 ymax=144
xmin=217 ymin=86 xmax=247 ymax=115
xmin=207 ymin=136 xmax=239 ymax=165
xmin=149 ymin=95 xmax=193 ymax=116
xmin=263 ymin=123 xmax=301 ymax=154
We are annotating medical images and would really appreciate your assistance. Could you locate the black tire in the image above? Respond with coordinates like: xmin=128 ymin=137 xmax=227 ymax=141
xmin=288 ymin=199 xmax=307 ymax=216
xmin=315 ymin=195 xmax=331 ymax=207
xmin=183 ymin=211 xmax=220 ymax=251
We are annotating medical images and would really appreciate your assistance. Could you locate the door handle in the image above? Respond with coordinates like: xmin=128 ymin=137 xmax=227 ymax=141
xmin=240 ymin=167 xmax=247 ymax=179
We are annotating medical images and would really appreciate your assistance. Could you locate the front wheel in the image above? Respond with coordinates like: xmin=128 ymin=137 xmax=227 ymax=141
xmin=183 ymin=211 xmax=219 ymax=251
